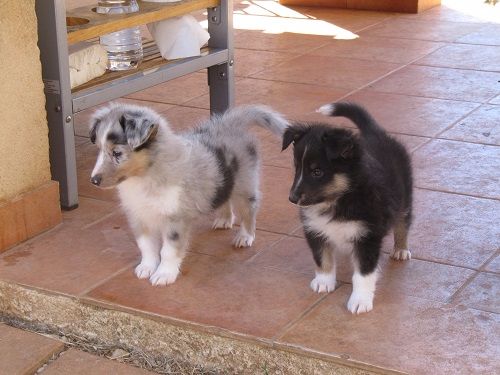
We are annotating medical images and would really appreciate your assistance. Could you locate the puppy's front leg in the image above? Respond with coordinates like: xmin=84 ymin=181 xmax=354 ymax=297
xmin=348 ymin=235 xmax=381 ymax=314
xmin=150 ymin=222 xmax=190 ymax=286
xmin=306 ymin=230 xmax=336 ymax=293
xmin=134 ymin=230 xmax=161 ymax=280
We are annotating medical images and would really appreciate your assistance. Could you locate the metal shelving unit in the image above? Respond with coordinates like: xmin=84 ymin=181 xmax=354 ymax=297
xmin=35 ymin=0 xmax=234 ymax=209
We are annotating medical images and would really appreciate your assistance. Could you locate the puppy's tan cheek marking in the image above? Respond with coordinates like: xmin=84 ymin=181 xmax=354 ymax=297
xmin=114 ymin=151 xmax=152 ymax=183
xmin=322 ymin=173 xmax=350 ymax=197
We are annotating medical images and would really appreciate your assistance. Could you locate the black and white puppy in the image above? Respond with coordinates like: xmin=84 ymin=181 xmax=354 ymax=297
xmin=282 ymin=102 xmax=413 ymax=314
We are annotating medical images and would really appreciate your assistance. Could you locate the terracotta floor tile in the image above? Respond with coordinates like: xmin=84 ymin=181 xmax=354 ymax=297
xmin=484 ymin=253 xmax=500 ymax=273
xmin=490 ymin=94 xmax=500 ymax=105
xmin=408 ymin=189 xmax=500 ymax=269
xmin=185 ymin=77 xmax=349 ymax=119
xmin=85 ymin=253 xmax=322 ymax=339
xmin=126 ymin=73 xmax=209 ymax=105
xmin=452 ymin=272 xmax=500 ymax=313
xmin=456 ymin=24 xmax=500 ymax=46
xmin=251 ymin=235 xmax=353 ymax=283
xmin=259 ymin=165 xmax=301 ymax=234
xmin=391 ymin=133 xmax=430 ymax=152
xmin=252 ymin=55 xmax=400 ymax=91
xmin=253 ymin=236 xmax=474 ymax=303
xmin=43 ymin=349 xmax=152 ymax=375
xmin=413 ymin=139 xmax=500 ymax=199
xmin=416 ymin=44 xmax=500 ymax=72
xmin=234 ymin=48 xmax=300 ymax=77
xmin=310 ymin=36 xmax=443 ymax=64
xmin=0 ymin=215 xmax=137 ymax=295
xmin=440 ymin=104 xmax=500 ymax=145
xmin=0 ymin=324 xmax=64 ymax=375
xmin=73 ymin=99 xmax=173 ymax=138
xmin=190 ymin=225 xmax=285 ymax=263
xmin=285 ymin=7 xmax=394 ymax=31
xmin=260 ymin=134 xmax=293 ymax=169
xmin=399 ymin=3 xmax=497 ymax=24
xmin=376 ymin=255 xmax=475 ymax=303
xmin=343 ymin=90 xmax=479 ymax=137
xmin=161 ymin=105 xmax=211 ymax=132
xmin=278 ymin=285 xmax=500 ymax=375
xmin=74 ymin=136 xmax=89 ymax=146
xmin=368 ymin=65 xmax=500 ymax=102
xmin=362 ymin=18 xmax=483 ymax=42
xmin=62 ymin=197 xmax=118 ymax=228
xmin=234 ymin=30 xmax=332 ymax=54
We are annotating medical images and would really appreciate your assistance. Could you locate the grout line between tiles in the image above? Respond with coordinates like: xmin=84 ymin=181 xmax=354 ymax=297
xmin=414 ymin=186 xmax=500 ymax=202
xmin=478 ymin=250 xmax=500 ymax=272
xmin=447 ymin=271 xmax=479 ymax=304
xmin=77 ymin=259 xmax=137 ymax=297
xmin=272 ymin=291 xmax=333 ymax=342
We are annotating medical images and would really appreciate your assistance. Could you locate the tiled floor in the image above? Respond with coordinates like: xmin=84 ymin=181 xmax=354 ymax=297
xmin=0 ymin=323 xmax=153 ymax=374
xmin=1 ymin=0 xmax=500 ymax=374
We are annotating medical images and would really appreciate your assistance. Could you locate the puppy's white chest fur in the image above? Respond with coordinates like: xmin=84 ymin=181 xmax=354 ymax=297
xmin=303 ymin=206 xmax=367 ymax=253
xmin=119 ymin=178 xmax=181 ymax=224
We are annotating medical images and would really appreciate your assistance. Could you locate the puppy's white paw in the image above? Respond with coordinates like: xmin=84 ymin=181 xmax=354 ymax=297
xmin=390 ymin=248 xmax=411 ymax=261
xmin=149 ymin=265 xmax=180 ymax=286
xmin=316 ymin=103 xmax=334 ymax=116
xmin=135 ymin=261 xmax=158 ymax=279
xmin=212 ymin=215 xmax=234 ymax=230
xmin=347 ymin=291 xmax=374 ymax=314
xmin=310 ymin=273 xmax=336 ymax=293
xmin=233 ymin=231 xmax=255 ymax=248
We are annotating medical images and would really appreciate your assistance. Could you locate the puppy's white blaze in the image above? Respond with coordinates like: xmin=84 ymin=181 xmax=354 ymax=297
xmin=295 ymin=145 xmax=308 ymax=194
xmin=316 ymin=104 xmax=335 ymax=116
xmin=91 ymin=151 xmax=106 ymax=177
xmin=310 ymin=271 xmax=336 ymax=293
xmin=348 ymin=270 xmax=378 ymax=314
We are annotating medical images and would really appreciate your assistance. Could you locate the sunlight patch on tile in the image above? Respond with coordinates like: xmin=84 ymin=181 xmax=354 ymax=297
xmin=202 ymin=15 xmax=358 ymax=39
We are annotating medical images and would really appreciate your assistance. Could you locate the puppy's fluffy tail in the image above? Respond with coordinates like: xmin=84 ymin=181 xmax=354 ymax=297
xmin=317 ymin=102 xmax=384 ymax=137
xmin=218 ymin=105 xmax=289 ymax=137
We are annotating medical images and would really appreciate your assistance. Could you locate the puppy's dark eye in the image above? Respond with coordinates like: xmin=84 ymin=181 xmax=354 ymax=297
xmin=112 ymin=150 xmax=122 ymax=158
xmin=311 ymin=168 xmax=323 ymax=178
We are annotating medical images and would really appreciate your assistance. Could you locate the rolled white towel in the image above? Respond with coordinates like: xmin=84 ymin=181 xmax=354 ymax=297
xmin=68 ymin=43 xmax=108 ymax=89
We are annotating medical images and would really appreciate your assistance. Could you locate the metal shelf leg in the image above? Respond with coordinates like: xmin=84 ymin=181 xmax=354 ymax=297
xmin=207 ymin=0 xmax=234 ymax=114
xmin=36 ymin=0 xmax=79 ymax=209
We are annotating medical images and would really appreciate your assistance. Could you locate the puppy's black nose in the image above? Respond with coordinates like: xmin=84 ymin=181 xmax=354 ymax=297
xmin=289 ymin=192 xmax=300 ymax=204
xmin=90 ymin=174 xmax=102 ymax=186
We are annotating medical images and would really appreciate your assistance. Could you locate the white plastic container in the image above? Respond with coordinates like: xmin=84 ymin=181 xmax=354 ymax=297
xmin=96 ymin=0 xmax=143 ymax=71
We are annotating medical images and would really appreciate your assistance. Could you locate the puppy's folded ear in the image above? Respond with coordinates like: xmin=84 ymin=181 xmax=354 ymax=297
xmin=89 ymin=118 xmax=100 ymax=144
xmin=124 ymin=115 xmax=159 ymax=150
xmin=322 ymin=131 xmax=356 ymax=160
xmin=282 ymin=125 xmax=307 ymax=151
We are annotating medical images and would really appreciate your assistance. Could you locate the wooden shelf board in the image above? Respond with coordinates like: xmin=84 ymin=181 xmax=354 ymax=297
xmin=67 ymin=0 xmax=219 ymax=45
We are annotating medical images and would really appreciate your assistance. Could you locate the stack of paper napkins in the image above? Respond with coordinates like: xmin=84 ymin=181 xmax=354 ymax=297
xmin=68 ymin=43 xmax=108 ymax=88
xmin=147 ymin=15 xmax=210 ymax=60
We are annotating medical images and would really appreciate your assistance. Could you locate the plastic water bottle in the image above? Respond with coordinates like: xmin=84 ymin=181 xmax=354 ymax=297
xmin=96 ymin=0 xmax=143 ymax=71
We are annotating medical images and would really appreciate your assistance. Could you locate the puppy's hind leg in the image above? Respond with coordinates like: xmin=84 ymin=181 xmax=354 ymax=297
xmin=306 ymin=230 xmax=336 ymax=293
xmin=150 ymin=221 xmax=190 ymax=286
xmin=390 ymin=212 xmax=412 ymax=261
xmin=212 ymin=201 xmax=235 ymax=230
xmin=232 ymin=193 xmax=259 ymax=248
